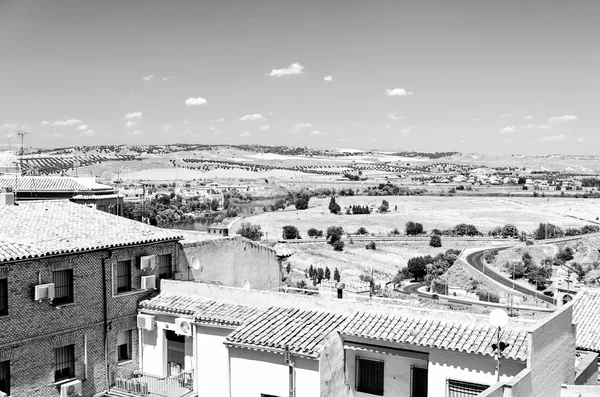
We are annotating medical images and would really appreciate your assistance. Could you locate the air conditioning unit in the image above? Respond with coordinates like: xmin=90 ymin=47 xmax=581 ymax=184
xmin=0 ymin=391 xmax=7 ymax=397
xmin=137 ymin=314 xmax=156 ymax=331
xmin=60 ymin=379 xmax=82 ymax=397
xmin=141 ymin=275 xmax=157 ymax=290
xmin=34 ymin=283 xmax=55 ymax=302
xmin=175 ymin=318 xmax=193 ymax=337
xmin=140 ymin=255 xmax=156 ymax=270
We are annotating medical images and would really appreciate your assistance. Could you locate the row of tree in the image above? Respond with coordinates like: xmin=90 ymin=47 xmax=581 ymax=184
xmin=306 ymin=265 xmax=341 ymax=285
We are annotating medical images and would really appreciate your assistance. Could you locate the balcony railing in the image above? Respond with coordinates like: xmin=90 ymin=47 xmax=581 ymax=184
xmin=111 ymin=368 xmax=194 ymax=397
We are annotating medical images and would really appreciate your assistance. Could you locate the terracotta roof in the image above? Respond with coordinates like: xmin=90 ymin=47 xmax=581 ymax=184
xmin=340 ymin=311 xmax=529 ymax=361
xmin=225 ymin=307 xmax=349 ymax=357
xmin=0 ymin=200 xmax=181 ymax=262
xmin=0 ymin=154 xmax=18 ymax=169
xmin=71 ymin=193 xmax=124 ymax=200
xmin=573 ymin=289 xmax=600 ymax=352
xmin=140 ymin=292 xmax=260 ymax=326
xmin=0 ymin=176 xmax=113 ymax=192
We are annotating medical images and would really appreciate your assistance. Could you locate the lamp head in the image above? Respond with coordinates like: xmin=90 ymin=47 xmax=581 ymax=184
xmin=489 ymin=308 xmax=509 ymax=328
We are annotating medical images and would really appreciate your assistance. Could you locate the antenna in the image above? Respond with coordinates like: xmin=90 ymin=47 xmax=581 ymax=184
xmin=16 ymin=130 xmax=30 ymax=176
xmin=6 ymin=134 xmax=13 ymax=152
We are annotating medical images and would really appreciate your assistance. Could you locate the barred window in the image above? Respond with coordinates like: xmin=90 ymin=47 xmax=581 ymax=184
xmin=0 ymin=360 xmax=9 ymax=395
xmin=448 ymin=379 xmax=489 ymax=397
xmin=0 ymin=279 xmax=7 ymax=316
xmin=117 ymin=330 xmax=132 ymax=362
xmin=54 ymin=344 xmax=75 ymax=382
xmin=53 ymin=269 xmax=74 ymax=305
xmin=356 ymin=357 xmax=384 ymax=395
xmin=158 ymin=254 xmax=172 ymax=280
xmin=116 ymin=260 xmax=132 ymax=293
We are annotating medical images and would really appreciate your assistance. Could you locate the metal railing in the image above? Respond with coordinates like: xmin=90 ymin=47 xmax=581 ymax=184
xmin=111 ymin=368 xmax=194 ymax=397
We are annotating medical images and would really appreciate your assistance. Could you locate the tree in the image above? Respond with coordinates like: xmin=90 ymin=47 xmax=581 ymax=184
xmin=356 ymin=227 xmax=368 ymax=235
xmin=236 ymin=221 xmax=264 ymax=241
xmin=533 ymin=223 xmax=564 ymax=240
xmin=453 ymin=223 xmax=479 ymax=237
xmin=483 ymin=249 xmax=499 ymax=263
xmin=294 ymin=197 xmax=309 ymax=210
xmin=326 ymin=226 xmax=344 ymax=244
xmin=392 ymin=267 xmax=413 ymax=286
xmin=407 ymin=255 xmax=433 ymax=281
xmin=308 ymin=265 xmax=315 ymax=278
xmin=378 ymin=200 xmax=389 ymax=213
xmin=324 ymin=267 xmax=331 ymax=280
xmin=282 ymin=225 xmax=300 ymax=239
xmin=307 ymin=228 xmax=323 ymax=238
xmin=274 ymin=198 xmax=287 ymax=210
xmin=429 ymin=235 xmax=442 ymax=248
xmin=501 ymin=224 xmax=519 ymax=238
xmin=316 ymin=267 xmax=325 ymax=283
xmin=518 ymin=177 xmax=526 ymax=184
xmin=556 ymin=246 xmax=574 ymax=262
xmin=332 ymin=239 xmax=345 ymax=251
xmin=328 ymin=196 xmax=341 ymax=214
xmin=405 ymin=221 xmax=424 ymax=236
xmin=365 ymin=241 xmax=376 ymax=250
xmin=333 ymin=267 xmax=341 ymax=282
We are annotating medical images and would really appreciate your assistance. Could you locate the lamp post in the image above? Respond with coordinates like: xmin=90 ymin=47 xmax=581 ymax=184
xmin=489 ymin=308 xmax=510 ymax=382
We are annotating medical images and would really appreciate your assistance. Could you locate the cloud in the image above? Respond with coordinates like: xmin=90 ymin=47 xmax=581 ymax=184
xmin=161 ymin=76 xmax=176 ymax=81
xmin=208 ymin=126 xmax=218 ymax=132
xmin=75 ymin=124 xmax=89 ymax=131
xmin=400 ymin=129 xmax=412 ymax=135
xmin=125 ymin=112 xmax=142 ymax=119
xmin=499 ymin=109 xmax=525 ymax=118
xmin=498 ymin=126 xmax=516 ymax=134
xmin=142 ymin=75 xmax=154 ymax=81
xmin=185 ymin=97 xmax=208 ymax=106
xmin=127 ymin=130 xmax=146 ymax=136
xmin=309 ymin=130 xmax=322 ymax=135
xmin=539 ymin=134 xmax=567 ymax=141
xmin=523 ymin=115 xmax=533 ymax=120
xmin=387 ymin=112 xmax=403 ymax=120
xmin=291 ymin=123 xmax=312 ymax=132
xmin=216 ymin=118 xmax=225 ymax=122
xmin=324 ymin=75 xmax=333 ymax=82
xmin=548 ymin=115 xmax=577 ymax=123
xmin=538 ymin=124 xmax=552 ymax=130
xmin=240 ymin=114 xmax=265 ymax=121
xmin=384 ymin=125 xmax=391 ymax=129
xmin=577 ymin=136 xmax=587 ymax=143
xmin=163 ymin=125 xmax=171 ymax=132
xmin=258 ymin=125 xmax=270 ymax=130
xmin=472 ymin=118 xmax=480 ymax=122
xmin=0 ymin=122 xmax=19 ymax=130
xmin=239 ymin=131 xmax=251 ymax=137
xmin=80 ymin=129 xmax=95 ymax=136
xmin=498 ymin=124 xmax=535 ymax=134
xmin=41 ymin=119 xmax=82 ymax=127
xmin=383 ymin=88 xmax=413 ymax=96
xmin=125 ymin=121 xmax=137 ymax=128
xmin=266 ymin=62 xmax=304 ymax=77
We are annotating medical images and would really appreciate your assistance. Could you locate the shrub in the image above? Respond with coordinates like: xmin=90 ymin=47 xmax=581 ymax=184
xmin=333 ymin=267 xmax=341 ymax=282
xmin=429 ymin=235 xmax=442 ymax=248
xmin=356 ymin=227 xmax=369 ymax=235
xmin=477 ymin=289 xmax=500 ymax=303
xmin=332 ymin=240 xmax=345 ymax=251
xmin=391 ymin=228 xmax=401 ymax=236
xmin=236 ymin=222 xmax=264 ymax=241
xmin=407 ymin=255 xmax=433 ymax=281
xmin=525 ymin=240 xmax=534 ymax=245
xmin=274 ymin=198 xmax=287 ymax=210
xmin=483 ymin=249 xmax=499 ymax=263
xmin=326 ymin=226 xmax=344 ymax=244
xmin=365 ymin=241 xmax=376 ymax=250
xmin=307 ymin=228 xmax=323 ymax=238
xmin=378 ymin=200 xmax=389 ymax=213
xmin=328 ymin=196 xmax=341 ymax=214
xmin=294 ymin=197 xmax=309 ymax=210
xmin=282 ymin=225 xmax=300 ymax=239
xmin=406 ymin=221 xmax=424 ymax=236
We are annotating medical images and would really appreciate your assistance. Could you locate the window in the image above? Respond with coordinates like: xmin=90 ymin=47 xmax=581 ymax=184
xmin=54 ymin=344 xmax=75 ymax=382
xmin=0 ymin=360 xmax=9 ymax=395
xmin=447 ymin=379 xmax=489 ymax=397
xmin=355 ymin=357 xmax=384 ymax=396
xmin=53 ymin=269 xmax=74 ymax=305
xmin=0 ymin=279 xmax=7 ymax=316
xmin=116 ymin=260 xmax=132 ymax=293
xmin=158 ymin=254 xmax=172 ymax=279
xmin=117 ymin=330 xmax=132 ymax=362
xmin=411 ymin=366 xmax=428 ymax=397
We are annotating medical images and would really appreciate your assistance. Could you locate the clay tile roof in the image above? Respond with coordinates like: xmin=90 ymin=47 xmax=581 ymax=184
xmin=0 ymin=200 xmax=181 ymax=262
xmin=225 ymin=306 xmax=349 ymax=357
xmin=0 ymin=154 xmax=18 ymax=169
xmin=139 ymin=292 xmax=260 ymax=326
xmin=71 ymin=194 xmax=124 ymax=200
xmin=0 ymin=176 xmax=113 ymax=192
xmin=573 ymin=289 xmax=600 ymax=352
xmin=340 ymin=311 xmax=529 ymax=361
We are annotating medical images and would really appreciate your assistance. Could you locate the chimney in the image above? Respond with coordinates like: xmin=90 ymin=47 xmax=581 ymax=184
xmin=0 ymin=188 xmax=15 ymax=206
xmin=336 ymin=282 xmax=345 ymax=299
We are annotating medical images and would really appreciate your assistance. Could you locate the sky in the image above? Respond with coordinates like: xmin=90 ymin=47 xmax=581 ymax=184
xmin=0 ymin=0 xmax=598 ymax=154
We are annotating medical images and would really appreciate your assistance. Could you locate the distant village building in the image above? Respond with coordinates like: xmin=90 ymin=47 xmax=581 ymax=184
xmin=0 ymin=154 xmax=19 ymax=176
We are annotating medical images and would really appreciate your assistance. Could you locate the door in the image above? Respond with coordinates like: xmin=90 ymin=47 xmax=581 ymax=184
xmin=166 ymin=330 xmax=186 ymax=376
xmin=411 ymin=366 xmax=428 ymax=397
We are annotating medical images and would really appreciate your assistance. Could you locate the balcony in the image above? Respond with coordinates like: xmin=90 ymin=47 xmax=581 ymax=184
xmin=109 ymin=368 xmax=195 ymax=397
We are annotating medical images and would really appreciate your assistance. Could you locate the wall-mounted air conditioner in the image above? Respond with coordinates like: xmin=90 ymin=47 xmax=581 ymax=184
xmin=34 ymin=283 xmax=55 ymax=302
xmin=60 ymin=379 xmax=82 ymax=397
xmin=137 ymin=314 xmax=156 ymax=331
xmin=140 ymin=255 xmax=156 ymax=270
xmin=141 ymin=275 xmax=157 ymax=290
xmin=175 ymin=318 xmax=193 ymax=337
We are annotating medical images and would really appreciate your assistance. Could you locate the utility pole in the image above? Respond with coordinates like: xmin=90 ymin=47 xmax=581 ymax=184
xmin=16 ymin=130 xmax=30 ymax=176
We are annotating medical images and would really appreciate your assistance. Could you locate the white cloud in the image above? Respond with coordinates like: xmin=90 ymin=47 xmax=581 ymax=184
xmin=125 ymin=112 xmax=142 ymax=119
xmin=142 ymin=75 xmax=154 ymax=81
xmin=498 ymin=124 xmax=535 ymax=134
xmin=162 ymin=76 xmax=176 ymax=81
xmin=548 ymin=115 xmax=578 ymax=123
xmin=499 ymin=126 xmax=516 ymax=134
xmin=185 ymin=97 xmax=208 ymax=106
xmin=240 ymin=114 xmax=265 ymax=121
xmin=291 ymin=123 xmax=312 ymax=132
xmin=239 ymin=131 xmax=251 ymax=137
xmin=523 ymin=115 xmax=533 ymax=120
xmin=538 ymin=124 xmax=552 ymax=130
xmin=163 ymin=125 xmax=171 ymax=132
xmin=539 ymin=134 xmax=567 ymax=141
xmin=324 ymin=75 xmax=333 ymax=82
xmin=309 ymin=130 xmax=322 ymax=135
xmin=208 ymin=126 xmax=218 ymax=132
xmin=41 ymin=119 xmax=82 ymax=127
xmin=128 ymin=130 xmax=146 ymax=136
xmin=577 ymin=136 xmax=587 ymax=143
xmin=0 ymin=122 xmax=19 ymax=130
xmin=472 ymin=118 xmax=480 ymax=122
xmin=384 ymin=125 xmax=391 ymax=129
xmin=80 ymin=129 xmax=95 ymax=136
xmin=216 ymin=118 xmax=225 ymax=122
xmin=400 ymin=129 xmax=412 ymax=135
xmin=387 ymin=112 xmax=403 ymax=120
xmin=75 ymin=124 xmax=89 ymax=131
xmin=383 ymin=88 xmax=413 ymax=97
xmin=125 ymin=121 xmax=137 ymax=128
xmin=266 ymin=62 xmax=304 ymax=77
xmin=258 ymin=125 xmax=270 ymax=130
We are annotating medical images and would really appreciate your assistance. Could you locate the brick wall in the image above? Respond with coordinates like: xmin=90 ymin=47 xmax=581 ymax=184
xmin=0 ymin=240 xmax=179 ymax=397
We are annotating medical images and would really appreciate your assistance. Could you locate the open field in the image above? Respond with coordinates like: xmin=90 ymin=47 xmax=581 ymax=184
xmin=233 ymin=196 xmax=600 ymax=239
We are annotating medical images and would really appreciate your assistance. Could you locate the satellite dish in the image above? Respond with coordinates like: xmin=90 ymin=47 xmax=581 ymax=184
xmin=242 ymin=280 xmax=250 ymax=290
xmin=190 ymin=256 xmax=201 ymax=271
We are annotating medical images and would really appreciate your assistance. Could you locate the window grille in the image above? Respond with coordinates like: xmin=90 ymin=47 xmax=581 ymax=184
xmin=447 ymin=379 xmax=489 ymax=397
xmin=53 ymin=269 xmax=74 ymax=305
xmin=0 ymin=360 xmax=9 ymax=394
xmin=117 ymin=330 xmax=132 ymax=362
xmin=0 ymin=279 xmax=7 ymax=316
xmin=116 ymin=260 xmax=132 ymax=293
xmin=54 ymin=344 xmax=75 ymax=382
xmin=356 ymin=357 xmax=384 ymax=395
xmin=158 ymin=254 xmax=172 ymax=279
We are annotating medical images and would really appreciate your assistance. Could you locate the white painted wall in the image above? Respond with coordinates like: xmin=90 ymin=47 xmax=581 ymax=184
xmin=195 ymin=326 xmax=232 ymax=397
xmin=229 ymin=348 xmax=319 ymax=397
xmin=141 ymin=327 xmax=164 ymax=376
xmin=345 ymin=349 xmax=428 ymax=397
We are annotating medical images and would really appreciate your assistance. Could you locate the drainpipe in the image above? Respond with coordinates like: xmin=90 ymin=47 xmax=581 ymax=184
xmin=192 ymin=323 xmax=198 ymax=393
xmin=284 ymin=346 xmax=295 ymax=397
xmin=101 ymin=251 xmax=112 ymax=392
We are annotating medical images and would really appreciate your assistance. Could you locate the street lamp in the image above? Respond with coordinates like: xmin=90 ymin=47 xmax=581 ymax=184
xmin=489 ymin=308 xmax=510 ymax=382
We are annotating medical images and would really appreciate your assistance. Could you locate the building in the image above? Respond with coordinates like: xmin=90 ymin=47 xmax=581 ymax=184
xmin=0 ymin=196 xmax=182 ymax=397
xmin=207 ymin=225 xmax=229 ymax=237
xmin=0 ymin=154 xmax=19 ymax=176
xmin=70 ymin=193 xmax=125 ymax=216
xmin=0 ymin=176 xmax=115 ymax=200
xmin=130 ymin=280 xmax=595 ymax=397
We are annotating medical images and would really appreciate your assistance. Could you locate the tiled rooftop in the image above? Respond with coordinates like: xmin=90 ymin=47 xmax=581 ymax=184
xmin=341 ymin=311 xmax=529 ymax=361
xmin=225 ymin=307 xmax=349 ymax=357
xmin=71 ymin=193 xmax=124 ymax=200
xmin=0 ymin=176 xmax=113 ymax=192
xmin=0 ymin=200 xmax=181 ymax=262
xmin=140 ymin=292 xmax=260 ymax=326
xmin=573 ymin=289 xmax=600 ymax=352
xmin=0 ymin=154 xmax=18 ymax=169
